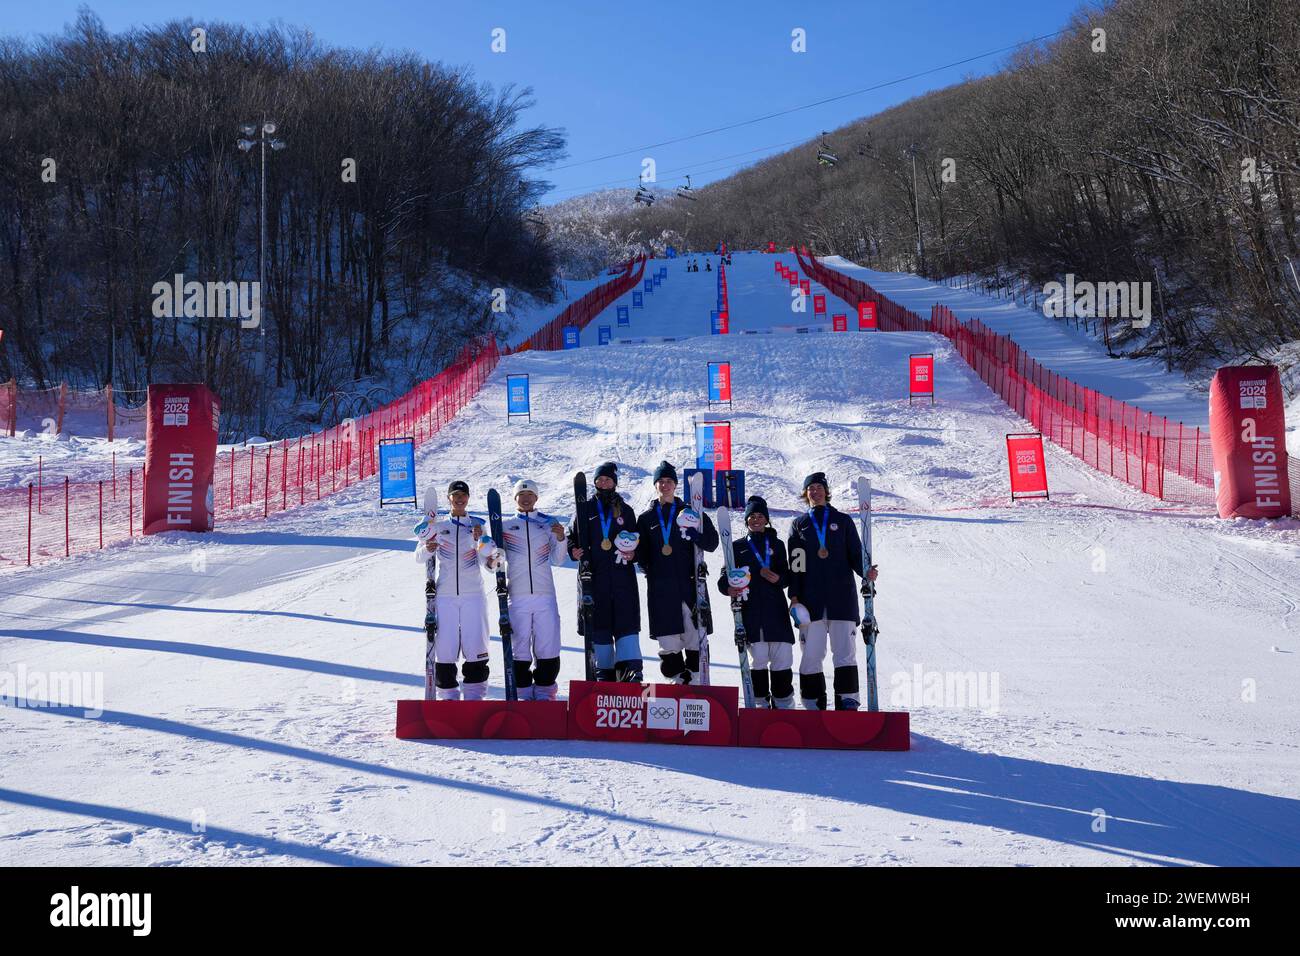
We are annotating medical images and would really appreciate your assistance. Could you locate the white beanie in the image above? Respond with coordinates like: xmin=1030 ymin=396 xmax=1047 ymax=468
xmin=513 ymin=479 xmax=540 ymax=498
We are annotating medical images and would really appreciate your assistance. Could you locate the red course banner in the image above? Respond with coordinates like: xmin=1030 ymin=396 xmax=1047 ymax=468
xmin=909 ymin=353 xmax=935 ymax=401
xmin=813 ymin=294 xmax=826 ymax=315
xmin=1208 ymin=365 xmax=1292 ymax=518
xmin=567 ymin=680 xmax=739 ymax=746
xmin=799 ymin=279 xmax=811 ymax=296
xmin=143 ymin=383 xmax=220 ymax=534
xmin=832 ymin=314 xmax=847 ymax=332
xmin=858 ymin=301 xmax=878 ymax=329
xmin=1006 ymin=432 xmax=1049 ymax=500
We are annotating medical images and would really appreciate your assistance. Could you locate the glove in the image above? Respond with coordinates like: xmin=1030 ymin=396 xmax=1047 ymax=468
xmin=727 ymin=567 xmax=752 ymax=601
xmin=614 ymin=530 xmax=639 ymax=565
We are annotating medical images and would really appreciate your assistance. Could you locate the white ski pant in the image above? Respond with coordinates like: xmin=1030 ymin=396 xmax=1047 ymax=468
xmin=798 ymin=618 xmax=858 ymax=673
xmin=750 ymin=642 xmax=794 ymax=670
xmin=434 ymin=594 xmax=491 ymax=668
xmin=508 ymin=594 xmax=562 ymax=662
xmin=657 ymin=603 xmax=702 ymax=652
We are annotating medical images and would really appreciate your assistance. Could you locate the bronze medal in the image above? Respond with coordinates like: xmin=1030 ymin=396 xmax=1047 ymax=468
xmin=818 ymin=547 xmax=829 ymax=559
xmin=601 ymin=538 xmax=613 ymax=551
xmin=661 ymin=544 xmax=672 ymax=556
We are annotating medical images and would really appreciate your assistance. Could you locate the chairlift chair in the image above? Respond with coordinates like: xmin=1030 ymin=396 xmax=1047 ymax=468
xmin=817 ymin=131 xmax=838 ymax=167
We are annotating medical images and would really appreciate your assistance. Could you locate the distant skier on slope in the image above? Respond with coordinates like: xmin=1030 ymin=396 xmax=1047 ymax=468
xmin=717 ymin=495 xmax=795 ymax=708
xmin=635 ymin=461 xmax=718 ymax=684
xmin=416 ymin=480 xmax=496 ymax=700
xmin=566 ymin=461 xmax=644 ymax=682
xmin=498 ymin=478 xmax=568 ymax=700
xmin=786 ymin=472 xmax=878 ymax=711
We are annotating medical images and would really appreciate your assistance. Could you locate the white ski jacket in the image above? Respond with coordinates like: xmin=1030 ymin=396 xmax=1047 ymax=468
xmin=415 ymin=515 xmax=492 ymax=597
xmin=500 ymin=511 xmax=567 ymax=599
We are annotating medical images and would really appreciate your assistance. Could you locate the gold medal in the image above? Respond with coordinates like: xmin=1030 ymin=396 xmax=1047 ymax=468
xmin=601 ymin=539 xmax=613 ymax=551
xmin=661 ymin=544 xmax=672 ymax=556
xmin=818 ymin=547 xmax=829 ymax=559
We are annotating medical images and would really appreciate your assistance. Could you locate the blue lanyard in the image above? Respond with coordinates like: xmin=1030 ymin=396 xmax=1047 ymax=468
xmin=748 ymin=533 xmax=772 ymax=571
xmin=594 ymin=498 xmax=613 ymax=541
xmin=657 ymin=501 xmax=679 ymax=542
xmin=809 ymin=506 xmax=829 ymax=552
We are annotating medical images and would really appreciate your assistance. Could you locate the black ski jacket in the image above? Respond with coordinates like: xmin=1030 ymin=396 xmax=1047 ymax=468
xmin=786 ymin=504 xmax=863 ymax=623
xmin=716 ymin=528 xmax=794 ymax=645
xmin=634 ymin=497 xmax=718 ymax=639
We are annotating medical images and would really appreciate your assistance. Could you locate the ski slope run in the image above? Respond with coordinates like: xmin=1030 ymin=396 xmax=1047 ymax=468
xmin=2 ymin=252 xmax=1298 ymax=866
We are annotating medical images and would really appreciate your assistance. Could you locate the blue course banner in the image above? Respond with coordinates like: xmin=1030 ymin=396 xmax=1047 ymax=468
xmin=378 ymin=438 xmax=416 ymax=506
xmin=507 ymin=374 xmax=530 ymax=415
xmin=644 ymin=279 xmax=653 ymax=294
xmin=563 ymin=326 xmax=579 ymax=349
xmin=632 ymin=292 xmax=643 ymax=308
xmin=617 ymin=305 xmax=629 ymax=326
xmin=598 ymin=325 xmax=611 ymax=345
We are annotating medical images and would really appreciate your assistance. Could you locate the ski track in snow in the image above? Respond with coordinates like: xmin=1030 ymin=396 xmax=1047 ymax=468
xmin=1 ymin=252 xmax=1298 ymax=866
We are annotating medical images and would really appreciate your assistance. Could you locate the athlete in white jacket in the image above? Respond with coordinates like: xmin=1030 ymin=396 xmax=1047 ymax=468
xmin=498 ymin=479 xmax=567 ymax=700
xmin=415 ymin=480 xmax=495 ymax=700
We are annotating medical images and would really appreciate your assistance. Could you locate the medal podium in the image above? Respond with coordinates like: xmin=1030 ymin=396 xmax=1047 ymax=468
xmin=396 ymin=682 xmax=909 ymax=751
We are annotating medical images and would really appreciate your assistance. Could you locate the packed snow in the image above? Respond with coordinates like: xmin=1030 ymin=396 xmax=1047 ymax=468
xmin=2 ymin=252 xmax=1298 ymax=866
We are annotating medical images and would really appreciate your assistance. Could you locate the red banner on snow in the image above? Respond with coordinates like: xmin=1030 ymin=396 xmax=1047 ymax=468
xmin=832 ymin=313 xmax=847 ymax=332
xmin=1208 ymin=365 xmax=1292 ymax=518
xmin=143 ymin=384 xmax=220 ymax=534
xmin=799 ymin=279 xmax=811 ymax=296
xmin=567 ymin=680 xmax=739 ymax=746
xmin=1006 ymin=433 xmax=1049 ymax=501
xmin=813 ymin=294 xmax=826 ymax=316
xmin=909 ymin=353 xmax=935 ymax=403
xmin=858 ymin=301 xmax=878 ymax=329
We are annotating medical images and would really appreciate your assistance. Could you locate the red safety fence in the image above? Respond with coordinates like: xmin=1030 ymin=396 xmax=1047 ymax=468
xmin=510 ymin=255 xmax=647 ymax=353
xmin=794 ymin=247 xmax=1237 ymax=508
xmin=1 ymin=336 xmax=500 ymax=568
xmin=0 ymin=379 xmax=149 ymax=440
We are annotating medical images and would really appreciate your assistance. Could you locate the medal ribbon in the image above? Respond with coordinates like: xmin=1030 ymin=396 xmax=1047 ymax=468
xmin=658 ymin=501 xmax=679 ymax=545
xmin=594 ymin=498 xmax=613 ymax=542
xmin=810 ymin=505 xmax=829 ymax=553
xmin=748 ymin=533 xmax=772 ymax=571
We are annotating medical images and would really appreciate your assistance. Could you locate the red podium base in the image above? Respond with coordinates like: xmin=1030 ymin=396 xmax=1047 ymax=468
xmin=394 ymin=687 xmax=910 ymax=751
xmin=567 ymin=680 xmax=739 ymax=746
xmin=395 ymin=700 xmax=568 ymax=740
xmin=738 ymin=708 xmax=910 ymax=750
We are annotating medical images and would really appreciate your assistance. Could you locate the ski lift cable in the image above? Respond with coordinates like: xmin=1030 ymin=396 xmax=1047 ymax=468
xmin=546 ymin=137 xmax=808 ymax=198
xmin=548 ymin=29 xmax=1069 ymax=172
xmin=546 ymin=137 xmax=810 ymax=201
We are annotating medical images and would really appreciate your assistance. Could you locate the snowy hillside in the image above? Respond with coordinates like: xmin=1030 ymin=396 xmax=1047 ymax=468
xmin=2 ymin=252 xmax=1298 ymax=866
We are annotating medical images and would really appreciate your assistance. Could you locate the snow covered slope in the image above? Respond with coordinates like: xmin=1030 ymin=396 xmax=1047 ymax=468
xmin=2 ymin=252 xmax=1298 ymax=866
xmin=823 ymin=257 xmax=1210 ymax=428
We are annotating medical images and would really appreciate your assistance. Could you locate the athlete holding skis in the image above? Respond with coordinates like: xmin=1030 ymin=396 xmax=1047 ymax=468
xmin=416 ymin=480 xmax=496 ymax=700
xmin=566 ymin=462 xmax=644 ymax=682
xmin=498 ymin=479 xmax=567 ymax=701
xmin=635 ymin=461 xmax=718 ymax=684
xmin=786 ymin=472 xmax=878 ymax=711
xmin=717 ymin=495 xmax=795 ymax=708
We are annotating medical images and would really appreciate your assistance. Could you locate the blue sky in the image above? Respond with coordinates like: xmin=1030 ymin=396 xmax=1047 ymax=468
xmin=10 ymin=1 xmax=1090 ymax=203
